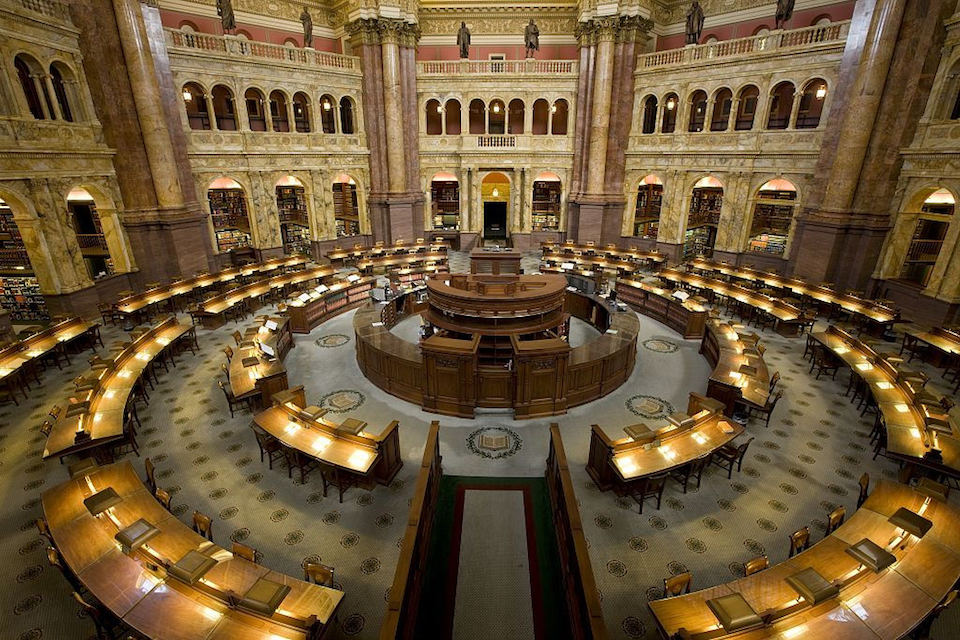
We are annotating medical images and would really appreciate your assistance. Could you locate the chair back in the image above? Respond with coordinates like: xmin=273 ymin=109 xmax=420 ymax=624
xmin=72 ymin=592 xmax=101 ymax=619
xmin=663 ymin=572 xmax=692 ymax=597
xmin=155 ymin=488 xmax=172 ymax=511
xmin=232 ymin=541 xmax=260 ymax=564
xmin=252 ymin=427 xmax=274 ymax=450
xmin=36 ymin=518 xmax=53 ymax=544
xmin=936 ymin=589 xmax=958 ymax=615
xmin=49 ymin=404 xmax=62 ymax=420
xmin=304 ymin=562 xmax=335 ymax=586
xmin=769 ymin=371 xmax=781 ymax=392
xmin=219 ymin=379 xmax=232 ymax=401
xmin=46 ymin=546 xmax=64 ymax=570
xmin=789 ymin=526 xmax=810 ymax=556
xmin=220 ymin=363 xmax=230 ymax=381
xmin=767 ymin=390 xmax=783 ymax=412
xmin=232 ymin=330 xmax=243 ymax=345
xmin=144 ymin=458 xmax=156 ymax=489
xmin=40 ymin=420 xmax=52 ymax=436
xmin=744 ymin=555 xmax=768 ymax=576
xmin=736 ymin=437 xmax=755 ymax=462
xmin=193 ymin=511 xmax=213 ymax=540
xmin=826 ymin=506 xmax=846 ymax=534
xmin=858 ymin=472 xmax=870 ymax=507
xmin=223 ymin=345 xmax=234 ymax=362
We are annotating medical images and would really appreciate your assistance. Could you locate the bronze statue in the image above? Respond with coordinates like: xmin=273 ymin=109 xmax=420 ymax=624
xmin=524 ymin=19 xmax=540 ymax=58
xmin=216 ymin=0 xmax=236 ymax=33
xmin=775 ymin=0 xmax=795 ymax=29
xmin=685 ymin=0 xmax=704 ymax=45
xmin=457 ymin=21 xmax=471 ymax=59
xmin=300 ymin=7 xmax=313 ymax=48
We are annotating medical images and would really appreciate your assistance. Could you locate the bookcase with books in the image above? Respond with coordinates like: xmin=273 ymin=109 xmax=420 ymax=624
xmin=748 ymin=188 xmax=795 ymax=257
xmin=431 ymin=180 xmax=460 ymax=230
xmin=281 ymin=223 xmax=310 ymax=255
xmin=688 ymin=187 xmax=723 ymax=227
xmin=634 ymin=182 xmax=663 ymax=238
xmin=532 ymin=181 xmax=561 ymax=231
xmin=333 ymin=182 xmax=360 ymax=237
xmin=0 ymin=204 xmax=48 ymax=321
xmin=276 ymin=186 xmax=308 ymax=227
xmin=209 ymin=188 xmax=251 ymax=252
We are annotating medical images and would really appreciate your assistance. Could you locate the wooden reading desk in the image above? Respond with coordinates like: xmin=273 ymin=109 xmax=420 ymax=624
xmin=43 ymin=316 xmax=195 ymax=463
xmin=42 ymin=460 xmax=343 ymax=639
xmin=902 ymin=326 xmax=960 ymax=367
xmin=287 ymin=275 xmax=376 ymax=333
xmin=0 ymin=316 xmax=101 ymax=399
xmin=649 ymin=481 xmax=960 ymax=640
xmin=615 ymin=278 xmax=709 ymax=338
xmin=701 ymin=318 xmax=771 ymax=416
xmin=541 ymin=241 xmax=666 ymax=269
xmin=229 ymin=316 xmax=293 ymax=406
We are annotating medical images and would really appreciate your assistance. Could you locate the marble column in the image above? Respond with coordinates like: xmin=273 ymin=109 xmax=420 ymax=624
xmin=43 ymin=75 xmax=63 ymax=120
xmin=31 ymin=75 xmax=52 ymax=119
xmin=380 ymin=27 xmax=406 ymax=193
xmin=205 ymin=92 xmax=218 ymax=130
xmin=787 ymin=90 xmax=802 ymax=129
xmin=111 ymin=0 xmax=185 ymax=209
xmin=586 ymin=20 xmax=616 ymax=195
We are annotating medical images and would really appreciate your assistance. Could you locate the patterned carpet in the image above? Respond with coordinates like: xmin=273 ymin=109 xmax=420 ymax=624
xmin=0 ymin=252 xmax=958 ymax=639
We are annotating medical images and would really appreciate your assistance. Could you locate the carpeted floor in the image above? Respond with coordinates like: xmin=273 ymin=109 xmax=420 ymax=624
xmin=1 ymin=251 xmax=958 ymax=640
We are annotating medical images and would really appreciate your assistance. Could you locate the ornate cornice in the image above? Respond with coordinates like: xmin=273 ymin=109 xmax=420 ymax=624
xmin=345 ymin=17 xmax=420 ymax=46
xmin=576 ymin=14 xmax=654 ymax=45
xmin=418 ymin=6 xmax=577 ymax=37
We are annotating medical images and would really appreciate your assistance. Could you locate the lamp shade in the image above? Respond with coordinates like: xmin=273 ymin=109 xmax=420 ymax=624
xmin=888 ymin=508 xmax=932 ymax=538
xmin=83 ymin=487 xmax=121 ymax=516
xmin=845 ymin=538 xmax=896 ymax=573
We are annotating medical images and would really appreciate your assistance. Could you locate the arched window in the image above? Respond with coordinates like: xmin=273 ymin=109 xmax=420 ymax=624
xmin=66 ymin=187 xmax=115 ymax=279
xmin=710 ymin=88 xmax=732 ymax=131
xmin=661 ymin=93 xmax=678 ymax=133
xmin=339 ymin=97 xmax=355 ymax=134
xmin=796 ymin=79 xmax=827 ymax=128
xmin=767 ymin=81 xmax=795 ymax=129
xmin=15 ymin=55 xmax=47 ymax=120
xmin=508 ymin=99 xmax=524 ymax=134
xmin=469 ymin=99 xmax=485 ymax=134
xmin=445 ymin=99 xmax=461 ymax=135
xmin=899 ymin=189 xmax=955 ymax=286
xmin=748 ymin=178 xmax=798 ymax=256
xmin=207 ymin=177 xmax=251 ymax=252
xmin=269 ymin=90 xmax=289 ymax=132
xmin=641 ymin=96 xmax=658 ymax=134
xmin=292 ymin=92 xmax=311 ymax=132
xmin=551 ymin=99 xmax=569 ymax=135
xmin=735 ymin=85 xmax=759 ymax=130
xmin=488 ymin=99 xmax=506 ymax=134
xmin=244 ymin=88 xmax=267 ymax=131
xmin=182 ymin=82 xmax=209 ymax=130
xmin=532 ymin=99 xmax=549 ymax=135
xmin=332 ymin=174 xmax=360 ymax=237
xmin=425 ymin=99 xmax=442 ymax=135
xmin=211 ymin=84 xmax=235 ymax=130
xmin=634 ymin=174 xmax=663 ymax=238
xmin=318 ymin=95 xmax=336 ymax=133
xmin=49 ymin=63 xmax=74 ymax=122
xmin=688 ymin=90 xmax=707 ymax=132
xmin=684 ymin=176 xmax=724 ymax=260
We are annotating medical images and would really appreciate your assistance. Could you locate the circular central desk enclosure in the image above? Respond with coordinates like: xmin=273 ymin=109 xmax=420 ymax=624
xmin=355 ymin=274 xmax=639 ymax=419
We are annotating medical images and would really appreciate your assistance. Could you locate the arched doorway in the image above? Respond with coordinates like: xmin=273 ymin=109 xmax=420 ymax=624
xmin=332 ymin=174 xmax=360 ymax=237
xmin=0 ymin=196 xmax=48 ymax=321
xmin=66 ymin=187 xmax=114 ymax=280
xmin=748 ymin=178 xmax=798 ymax=256
xmin=684 ymin=176 xmax=724 ymax=260
xmin=898 ymin=188 xmax=955 ymax=287
xmin=481 ymin=173 xmax=510 ymax=243
xmin=181 ymin=82 xmax=210 ymax=130
xmin=430 ymin=172 xmax=460 ymax=231
xmin=532 ymin=171 xmax=561 ymax=232
xmin=207 ymin=177 xmax=251 ymax=253
xmin=634 ymin=174 xmax=663 ymax=239
xmin=275 ymin=175 xmax=310 ymax=255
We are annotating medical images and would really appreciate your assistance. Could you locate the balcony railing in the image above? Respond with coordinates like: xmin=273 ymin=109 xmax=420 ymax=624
xmin=165 ymin=28 xmax=360 ymax=72
xmin=75 ymin=234 xmax=108 ymax=251
xmin=638 ymin=21 xmax=850 ymax=69
xmin=17 ymin=0 xmax=70 ymax=20
xmin=477 ymin=135 xmax=517 ymax=148
xmin=417 ymin=59 xmax=577 ymax=75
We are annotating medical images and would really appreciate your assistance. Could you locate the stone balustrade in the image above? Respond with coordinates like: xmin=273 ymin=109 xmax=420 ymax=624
xmin=420 ymin=133 xmax=573 ymax=154
xmin=165 ymin=28 xmax=361 ymax=73
xmin=417 ymin=59 xmax=578 ymax=76
xmin=18 ymin=0 xmax=69 ymax=21
xmin=638 ymin=21 xmax=851 ymax=70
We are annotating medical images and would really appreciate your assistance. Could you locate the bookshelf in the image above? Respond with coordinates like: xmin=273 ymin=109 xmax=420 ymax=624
xmin=0 ymin=275 xmax=48 ymax=322
xmin=688 ymin=187 xmax=723 ymax=228
xmin=209 ymin=188 xmax=251 ymax=252
xmin=431 ymin=180 xmax=460 ymax=230
xmin=682 ymin=226 xmax=717 ymax=261
xmin=276 ymin=186 xmax=308 ymax=227
xmin=281 ymin=223 xmax=310 ymax=255
xmin=532 ymin=181 xmax=561 ymax=231
xmin=333 ymin=182 xmax=360 ymax=237
xmin=748 ymin=189 xmax=796 ymax=257
xmin=634 ymin=183 xmax=663 ymax=238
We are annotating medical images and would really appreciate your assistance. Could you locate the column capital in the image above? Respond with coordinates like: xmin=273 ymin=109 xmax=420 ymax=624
xmin=346 ymin=18 xmax=420 ymax=47
xmin=576 ymin=15 xmax=654 ymax=45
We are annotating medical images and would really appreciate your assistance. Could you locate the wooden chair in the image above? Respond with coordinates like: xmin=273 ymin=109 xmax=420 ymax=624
xmin=768 ymin=371 xmax=781 ymax=394
xmin=825 ymin=506 xmax=846 ymax=536
xmin=154 ymin=488 xmax=172 ymax=512
xmin=49 ymin=404 xmax=63 ymax=421
xmin=39 ymin=419 xmax=53 ymax=436
xmin=231 ymin=541 xmax=261 ymax=564
xmin=232 ymin=330 xmax=243 ymax=346
xmin=48 ymin=546 xmax=86 ymax=594
xmin=97 ymin=303 xmax=119 ymax=326
xmin=251 ymin=426 xmax=285 ymax=470
xmin=36 ymin=518 xmax=54 ymax=547
xmin=788 ymin=526 xmax=811 ymax=557
xmin=222 ymin=345 xmax=234 ymax=362
xmin=746 ymin=390 xmax=782 ymax=428
xmin=192 ymin=511 xmax=213 ymax=541
xmin=910 ymin=589 xmax=957 ymax=639
xmin=709 ymin=437 xmax=754 ymax=479
xmin=321 ymin=464 xmax=360 ymax=503
xmin=284 ymin=446 xmax=320 ymax=484
xmin=802 ymin=333 xmax=818 ymax=360
xmin=629 ymin=473 xmax=668 ymax=514
xmin=668 ymin=456 xmax=709 ymax=494
xmin=663 ymin=572 xmax=693 ymax=598
xmin=144 ymin=458 xmax=157 ymax=494
xmin=72 ymin=591 xmax=123 ymax=640
xmin=304 ymin=561 xmax=336 ymax=587
xmin=744 ymin=555 xmax=768 ymax=576
xmin=810 ymin=345 xmax=840 ymax=380
xmin=857 ymin=472 xmax=870 ymax=508
xmin=219 ymin=379 xmax=248 ymax=418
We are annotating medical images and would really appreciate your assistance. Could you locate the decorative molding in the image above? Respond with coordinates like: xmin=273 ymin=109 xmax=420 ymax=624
xmin=419 ymin=7 xmax=578 ymax=37
xmin=653 ymin=0 xmax=849 ymax=36
xmin=158 ymin=0 xmax=340 ymax=38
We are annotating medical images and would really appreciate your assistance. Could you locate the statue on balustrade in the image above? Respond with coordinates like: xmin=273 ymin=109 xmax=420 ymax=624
xmin=216 ymin=0 xmax=236 ymax=33
xmin=457 ymin=21 xmax=471 ymax=59
xmin=775 ymin=0 xmax=795 ymax=29
xmin=685 ymin=0 xmax=704 ymax=45
xmin=300 ymin=7 xmax=313 ymax=48
xmin=524 ymin=19 xmax=540 ymax=58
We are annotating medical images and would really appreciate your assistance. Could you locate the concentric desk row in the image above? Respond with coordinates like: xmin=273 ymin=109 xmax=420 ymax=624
xmin=615 ymin=278 xmax=709 ymax=338
xmin=0 ymin=316 xmax=101 ymax=399
xmin=688 ymin=258 xmax=898 ymax=332
xmin=228 ymin=316 xmax=293 ymax=406
xmin=42 ymin=461 xmax=342 ymax=640
xmin=649 ymin=481 xmax=960 ymax=640
xmin=112 ymin=255 xmax=309 ymax=323
xmin=813 ymin=325 xmax=959 ymax=480
xmin=43 ymin=315 xmax=196 ymax=462
xmin=541 ymin=240 xmax=666 ymax=270
xmin=325 ymin=240 xmax=448 ymax=267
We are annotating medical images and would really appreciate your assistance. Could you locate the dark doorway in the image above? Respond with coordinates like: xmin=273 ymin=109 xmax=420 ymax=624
xmin=483 ymin=202 xmax=507 ymax=240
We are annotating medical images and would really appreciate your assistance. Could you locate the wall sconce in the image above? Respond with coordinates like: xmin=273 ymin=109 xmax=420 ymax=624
xmin=323 ymin=101 xmax=331 ymax=111
xmin=666 ymin=98 xmax=676 ymax=111
xmin=182 ymin=89 xmax=193 ymax=102
xmin=492 ymin=188 xmax=499 ymax=197
xmin=492 ymin=104 xmax=501 ymax=113
xmin=815 ymin=86 xmax=827 ymax=100
xmin=436 ymin=105 xmax=443 ymax=113
xmin=551 ymin=104 xmax=557 ymax=113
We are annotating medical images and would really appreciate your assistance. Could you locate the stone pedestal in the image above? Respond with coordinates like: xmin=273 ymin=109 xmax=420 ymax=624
xmin=568 ymin=196 xmax=625 ymax=245
xmin=368 ymin=192 xmax=425 ymax=244
xmin=789 ymin=210 xmax=890 ymax=288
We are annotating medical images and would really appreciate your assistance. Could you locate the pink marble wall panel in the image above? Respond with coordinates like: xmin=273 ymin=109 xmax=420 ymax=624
xmin=159 ymin=9 xmax=341 ymax=52
xmin=417 ymin=44 xmax=578 ymax=60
